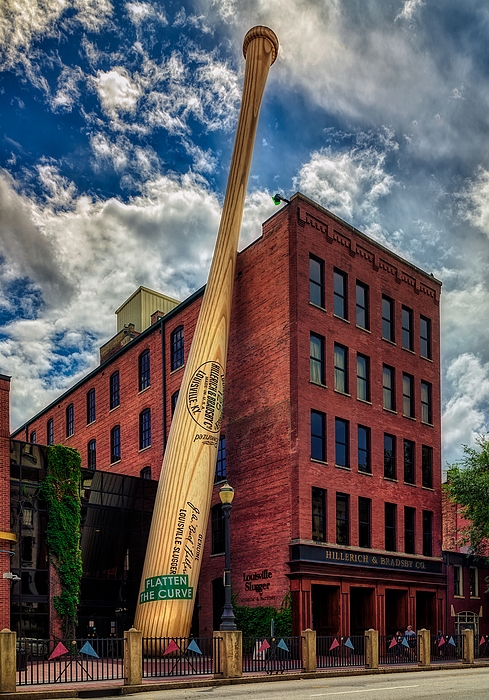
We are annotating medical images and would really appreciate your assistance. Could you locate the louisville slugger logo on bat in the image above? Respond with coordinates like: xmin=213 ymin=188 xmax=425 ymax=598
xmin=134 ymin=25 xmax=279 ymax=641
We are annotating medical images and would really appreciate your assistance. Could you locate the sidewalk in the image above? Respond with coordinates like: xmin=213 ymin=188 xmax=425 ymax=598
xmin=3 ymin=660 xmax=489 ymax=700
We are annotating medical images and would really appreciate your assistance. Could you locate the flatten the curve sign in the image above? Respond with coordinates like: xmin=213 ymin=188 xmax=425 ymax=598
xmin=139 ymin=574 xmax=194 ymax=604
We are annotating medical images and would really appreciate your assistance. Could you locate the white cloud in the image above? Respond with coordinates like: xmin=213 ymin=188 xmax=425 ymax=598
xmin=395 ymin=0 xmax=425 ymax=22
xmin=93 ymin=67 xmax=142 ymax=117
xmin=126 ymin=1 xmax=167 ymax=26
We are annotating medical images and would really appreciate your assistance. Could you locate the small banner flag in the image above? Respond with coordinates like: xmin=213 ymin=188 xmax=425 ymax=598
xmin=344 ymin=637 xmax=354 ymax=650
xmin=402 ymin=637 xmax=410 ymax=648
xmin=388 ymin=637 xmax=398 ymax=649
xmin=258 ymin=639 xmax=270 ymax=652
xmin=187 ymin=639 xmax=202 ymax=655
xmin=277 ymin=638 xmax=289 ymax=652
xmin=329 ymin=638 xmax=340 ymax=651
xmin=480 ymin=635 xmax=486 ymax=646
xmin=49 ymin=642 xmax=69 ymax=660
xmin=438 ymin=636 xmax=445 ymax=647
xmin=80 ymin=641 xmax=99 ymax=658
xmin=448 ymin=636 xmax=456 ymax=647
xmin=163 ymin=640 xmax=180 ymax=655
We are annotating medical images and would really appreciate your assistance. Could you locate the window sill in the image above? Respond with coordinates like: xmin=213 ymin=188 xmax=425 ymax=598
xmin=66 ymin=434 xmax=74 ymax=440
xmin=470 ymin=596 xmax=481 ymax=600
xmin=334 ymin=390 xmax=351 ymax=398
xmin=357 ymin=398 xmax=372 ymax=406
xmin=383 ymin=407 xmax=397 ymax=415
xmin=382 ymin=337 xmax=396 ymax=346
xmin=311 ymin=458 xmax=328 ymax=465
xmin=170 ymin=365 xmax=185 ymax=375
xmin=421 ymin=421 xmax=434 ymax=428
xmin=384 ymin=477 xmax=398 ymax=483
xmin=87 ymin=420 xmax=96 ymax=427
xmin=403 ymin=415 xmax=416 ymax=421
xmin=110 ymin=459 xmax=121 ymax=466
xmin=358 ymin=469 xmax=372 ymax=476
xmin=139 ymin=445 xmax=152 ymax=453
xmin=109 ymin=405 xmax=120 ymax=413
xmin=138 ymin=386 xmax=151 ymax=395
xmin=335 ymin=464 xmax=351 ymax=471
xmin=422 ymin=486 xmax=434 ymax=491
xmin=356 ymin=325 xmax=371 ymax=333
xmin=310 ymin=380 xmax=327 ymax=389
xmin=309 ymin=302 xmax=326 ymax=312
xmin=421 ymin=355 xmax=433 ymax=363
xmin=403 ymin=481 xmax=417 ymax=487
xmin=453 ymin=595 xmax=465 ymax=599
xmin=402 ymin=347 xmax=415 ymax=355
xmin=210 ymin=552 xmax=224 ymax=558
xmin=333 ymin=314 xmax=350 ymax=324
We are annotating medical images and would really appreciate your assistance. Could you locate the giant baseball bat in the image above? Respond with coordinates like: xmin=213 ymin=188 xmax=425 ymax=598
xmin=134 ymin=26 xmax=279 ymax=639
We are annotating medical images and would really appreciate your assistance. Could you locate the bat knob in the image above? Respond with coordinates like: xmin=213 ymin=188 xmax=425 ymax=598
xmin=243 ymin=26 xmax=279 ymax=65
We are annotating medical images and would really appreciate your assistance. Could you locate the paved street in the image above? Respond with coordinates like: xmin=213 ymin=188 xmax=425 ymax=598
xmin=107 ymin=667 xmax=489 ymax=700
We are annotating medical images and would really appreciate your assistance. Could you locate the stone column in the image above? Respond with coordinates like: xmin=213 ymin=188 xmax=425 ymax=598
xmin=0 ymin=629 xmax=16 ymax=693
xmin=418 ymin=628 xmax=430 ymax=666
xmin=302 ymin=629 xmax=316 ymax=672
xmin=365 ymin=628 xmax=378 ymax=669
xmin=124 ymin=627 xmax=142 ymax=686
xmin=462 ymin=628 xmax=474 ymax=664
xmin=214 ymin=630 xmax=242 ymax=678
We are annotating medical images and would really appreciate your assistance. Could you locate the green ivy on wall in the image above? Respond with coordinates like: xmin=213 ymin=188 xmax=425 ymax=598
xmin=40 ymin=445 xmax=82 ymax=638
xmin=233 ymin=592 xmax=292 ymax=638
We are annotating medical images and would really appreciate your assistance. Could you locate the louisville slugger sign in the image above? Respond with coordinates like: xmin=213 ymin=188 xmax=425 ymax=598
xmin=134 ymin=26 xmax=279 ymax=640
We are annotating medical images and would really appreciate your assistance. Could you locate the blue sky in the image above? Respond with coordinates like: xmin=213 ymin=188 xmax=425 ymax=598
xmin=1 ymin=0 xmax=489 ymax=467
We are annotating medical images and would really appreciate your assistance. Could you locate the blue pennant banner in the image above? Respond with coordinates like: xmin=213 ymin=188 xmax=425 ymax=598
xmin=79 ymin=642 xmax=99 ymax=658
xmin=344 ymin=637 xmax=354 ymax=650
xmin=277 ymin=638 xmax=289 ymax=652
xmin=187 ymin=639 xmax=202 ymax=655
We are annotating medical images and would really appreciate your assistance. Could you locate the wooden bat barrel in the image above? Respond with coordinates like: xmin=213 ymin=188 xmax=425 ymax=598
xmin=134 ymin=26 xmax=279 ymax=642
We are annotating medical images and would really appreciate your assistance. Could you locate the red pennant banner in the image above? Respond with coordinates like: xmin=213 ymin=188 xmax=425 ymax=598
xmin=49 ymin=642 xmax=69 ymax=660
xmin=388 ymin=637 xmax=397 ymax=649
xmin=438 ymin=636 xmax=445 ymax=646
xmin=258 ymin=639 xmax=270 ymax=652
xmin=329 ymin=638 xmax=339 ymax=651
xmin=480 ymin=636 xmax=486 ymax=645
xmin=163 ymin=640 xmax=180 ymax=655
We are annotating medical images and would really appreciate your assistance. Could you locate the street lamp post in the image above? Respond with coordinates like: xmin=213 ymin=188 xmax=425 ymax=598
xmin=219 ymin=482 xmax=236 ymax=631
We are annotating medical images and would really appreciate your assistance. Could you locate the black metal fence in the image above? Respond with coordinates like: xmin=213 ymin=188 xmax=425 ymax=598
xmin=242 ymin=636 xmax=303 ymax=674
xmin=142 ymin=637 xmax=219 ymax=677
xmin=430 ymin=634 xmax=461 ymax=662
xmin=379 ymin=634 xmax=417 ymax=665
xmin=316 ymin=635 xmax=365 ymax=668
xmin=16 ymin=637 xmax=124 ymax=685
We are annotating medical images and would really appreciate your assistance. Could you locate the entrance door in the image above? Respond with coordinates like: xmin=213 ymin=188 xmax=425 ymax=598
xmin=385 ymin=589 xmax=408 ymax=635
xmin=312 ymin=585 xmax=340 ymax=636
xmin=212 ymin=577 xmax=224 ymax=632
xmin=416 ymin=591 xmax=435 ymax=632
xmin=455 ymin=611 xmax=479 ymax=637
xmin=350 ymin=588 xmax=374 ymax=635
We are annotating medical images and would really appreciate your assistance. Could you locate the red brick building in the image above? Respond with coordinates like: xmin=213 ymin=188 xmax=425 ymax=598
xmin=10 ymin=193 xmax=444 ymax=637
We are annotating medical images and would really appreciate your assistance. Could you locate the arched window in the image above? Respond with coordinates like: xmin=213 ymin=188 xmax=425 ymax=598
xmin=47 ymin=418 xmax=54 ymax=446
xmin=110 ymin=371 xmax=120 ymax=409
xmin=139 ymin=350 xmax=150 ymax=391
xmin=139 ymin=408 xmax=151 ymax=449
xmin=30 ymin=431 xmax=37 ymax=444
xmin=140 ymin=466 xmax=151 ymax=480
xmin=87 ymin=388 xmax=96 ymax=424
xmin=88 ymin=439 xmax=96 ymax=470
xmin=111 ymin=425 xmax=121 ymax=463
xmin=66 ymin=403 xmax=74 ymax=437
xmin=171 ymin=326 xmax=184 ymax=371
xmin=215 ymin=435 xmax=226 ymax=482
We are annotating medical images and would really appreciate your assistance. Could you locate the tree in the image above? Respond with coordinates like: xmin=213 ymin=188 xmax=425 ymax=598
xmin=444 ymin=435 xmax=489 ymax=558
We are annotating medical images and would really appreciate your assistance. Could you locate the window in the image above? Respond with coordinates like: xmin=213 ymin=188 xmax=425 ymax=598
xmin=312 ymin=487 xmax=326 ymax=542
xmin=139 ymin=349 xmax=151 ymax=391
xmin=453 ymin=565 xmax=463 ymax=597
xmin=357 ymin=354 xmax=369 ymax=401
xmin=402 ymin=306 xmax=413 ymax=351
xmin=422 ymin=445 xmax=433 ymax=488
xmin=110 ymin=425 xmax=121 ymax=463
xmin=171 ymin=390 xmax=179 ymax=416
xmin=404 ymin=439 xmax=415 ymax=484
xmin=469 ymin=567 xmax=479 ymax=597
xmin=30 ymin=431 xmax=36 ymax=444
xmin=88 ymin=439 xmax=96 ymax=471
xmin=422 ymin=510 xmax=433 ymax=556
xmin=310 ymin=256 xmax=324 ymax=307
xmin=334 ymin=269 xmax=347 ymax=319
xmin=382 ymin=296 xmax=394 ymax=342
xmin=87 ymin=388 xmax=96 ymax=424
xmin=215 ymin=435 xmax=226 ymax=482
xmin=110 ymin=371 xmax=120 ymax=409
xmin=356 ymin=282 xmax=369 ymax=330
xmin=310 ymin=333 xmax=325 ymax=384
xmin=171 ymin=326 xmax=184 ymax=371
xmin=384 ymin=434 xmax=396 ymax=479
xmin=383 ymin=366 xmax=395 ymax=411
xmin=420 ymin=316 xmax=431 ymax=359
xmin=66 ymin=404 xmax=74 ymax=437
xmin=404 ymin=506 xmax=415 ymax=554
xmin=335 ymin=418 xmax=349 ymax=468
xmin=334 ymin=344 xmax=348 ymax=393
xmin=139 ymin=408 xmax=151 ymax=449
xmin=385 ymin=503 xmax=397 ymax=551
xmin=311 ymin=410 xmax=326 ymax=461
xmin=336 ymin=493 xmax=349 ymax=546
xmin=358 ymin=497 xmax=371 ymax=548
xmin=211 ymin=504 xmax=224 ymax=554
xmin=403 ymin=373 xmax=414 ymax=418
xmin=358 ymin=425 xmax=371 ymax=474
xmin=47 ymin=418 xmax=54 ymax=446
xmin=140 ymin=466 xmax=151 ymax=480
xmin=421 ymin=381 xmax=432 ymax=424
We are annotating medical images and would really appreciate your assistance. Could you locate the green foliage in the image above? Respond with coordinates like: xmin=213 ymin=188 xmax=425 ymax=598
xmin=233 ymin=593 xmax=292 ymax=637
xmin=40 ymin=445 xmax=82 ymax=638
xmin=444 ymin=435 xmax=489 ymax=558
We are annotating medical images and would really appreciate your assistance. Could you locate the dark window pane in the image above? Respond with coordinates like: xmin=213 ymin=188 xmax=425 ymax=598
xmin=422 ymin=511 xmax=433 ymax=556
xmin=310 ymin=333 xmax=325 ymax=384
xmin=334 ymin=344 xmax=347 ymax=393
xmin=383 ymin=366 xmax=395 ymax=410
xmin=139 ymin=409 xmax=151 ymax=449
xmin=403 ymin=373 xmax=414 ymax=417
xmin=384 ymin=434 xmax=396 ymax=479
xmin=215 ymin=436 xmax=227 ymax=482
xmin=47 ymin=419 xmax=54 ymax=446
xmin=310 ymin=257 xmax=324 ymax=307
xmin=211 ymin=504 xmax=224 ymax=554
xmin=356 ymin=282 xmax=369 ymax=329
xmin=111 ymin=425 xmax=121 ymax=463
xmin=404 ymin=439 xmax=415 ymax=484
xmin=420 ymin=316 xmax=431 ymax=358
xmin=87 ymin=388 xmax=96 ymax=424
xmin=334 ymin=270 xmax=347 ymax=319
xmin=311 ymin=410 xmax=325 ymax=461
xmin=66 ymin=404 xmax=74 ymax=437
xmin=359 ymin=497 xmax=371 ymax=548
xmin=421 ymin=381 xmax=432 ymax=423
xmin=312 ymin=487 xmax=326 ymax=542
xmin=139 ymin=350 xmax=151 ymax=391
xmin=110 ymin=371 xmax=120 ymax=409
xmin=385 ymin=503 xmax=397 ymax=551
xmin=87 ymin=439 xmax=96 ymax=471
xmin=335 ymin=418 xmax=348 ymax=467
xmin=422 ymin=445 xmax=433 ymax=488
xmin=357 ymin=354 xmax=369 ymax=401
xmin=382 ymin=296 xmax=394 ymax=341
xmin=336 ymin=493 xmax=349 ymax=545
xmin=402 ymin=306 xmax=413 ymax=351
xmin=358 ymin=426 xmax=371 ymax=473
xmin=171 ymin=326 xmax=184 ymax=371
xmin=405 ymin=506 xmax=415 ymax=554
